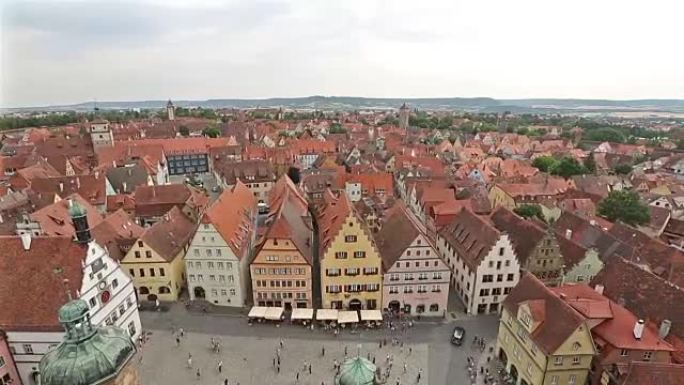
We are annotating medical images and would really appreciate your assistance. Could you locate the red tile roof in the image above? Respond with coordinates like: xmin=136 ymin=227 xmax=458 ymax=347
xmin=0 ymin=236 xmax=86 ymax=331
xmin=201 ymin=181 xmax=256 ymax=259
xmin=620 ymin=362 xmax=684 ymax=385
xmin=140 ymin=206 xmax=196 ymax=261
xmin=438 ymin=208 xmax=501 ymax=269
xmin=30 ymin=194 xmax=103 ymax=237
xmin=375 ymin=202 xmax=431 ymax=272
xmin=30 ymin=174 xmax=107 ymax=206
xmin=490 ymin=207 xmax=547 ymax=265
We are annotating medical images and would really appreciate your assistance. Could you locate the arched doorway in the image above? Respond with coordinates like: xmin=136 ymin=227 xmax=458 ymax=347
xmin=138 ymin=286 xmax=149 ymax=295
xmin=388 ymin=301 xmax=401 ymax=313
xmin=158 ymin=286 xmax=170 ymax=294
xmin=348 ymin=299 xmax=362 ymax=311
xmin=194 ymin=286 xmax=206 ymax=299
xmin=510 ymin=365 xmax=519 ymax=384
xmin=498 ymin=348 xmax=508 ymax=367
xmin=147 ymin=294 xmax=157 ymax=301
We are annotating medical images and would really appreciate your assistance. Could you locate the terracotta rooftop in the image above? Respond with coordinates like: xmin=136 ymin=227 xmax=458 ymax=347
xmin=140 ymin=206 xmax=196 ymax=261
xmin=201 ymin=181 xmax=256 ymax=259
xmin=490 ymin=207 xmax=546 ymax=266
xmin=30 ymin=174 xmax=107 ymax=206
xmin=375 ymin=202 xmax=429 ymax=272
xmin=0 ymin=236 xmax=86 ymax=331
xmin=438 ymin=208 xmax=501 ymax=270
xmin=619 ymin=362 xmax=684 ymax=385
xmin=30 ymin=194 xmax=103 ymax=237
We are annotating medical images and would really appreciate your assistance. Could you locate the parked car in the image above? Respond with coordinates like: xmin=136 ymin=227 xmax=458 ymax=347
xmin=451 ymin=326 xmax=466 ymax=346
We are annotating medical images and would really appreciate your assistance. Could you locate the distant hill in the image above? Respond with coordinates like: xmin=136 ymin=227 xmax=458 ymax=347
xmin=5 ymin=96 xmax=684 ymax=114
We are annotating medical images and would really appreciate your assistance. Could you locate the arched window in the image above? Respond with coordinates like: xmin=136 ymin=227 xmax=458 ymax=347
xmin=158 ymin=286 xmax=171 ymax=294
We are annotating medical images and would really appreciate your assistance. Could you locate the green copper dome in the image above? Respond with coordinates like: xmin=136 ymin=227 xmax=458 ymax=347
xmin=68 ymin=199 xmax=87 ymax=218
xmin=336 ymin=357 xmax=377 ymax=385
xmin=39 ymin=299 xmax=136 ymax=385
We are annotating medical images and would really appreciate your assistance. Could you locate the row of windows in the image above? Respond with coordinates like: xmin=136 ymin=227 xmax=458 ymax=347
xmin=188 ymin=260 xmax=232 ymax=270
xmin=256 ymin=292 xmax=307 ymax=300
xmin=255 ymin=280 xmax=306 ymax=288
xmin=481 ymin=273 xmax=515 ymax=283
xmin=209 ymin=288 xmax=236 ymax=297
xmin=487 ymin=260 xmax=512 ymax=269
xmin=192 ymin=248 xmax=225 ymax=257
xmin=334 ymin=250 xmax=366 ymax=259
xmin=388 ymin=284 xmax=442 ymax=294
xmin=188 ymin=274 xmax=234 ymax=283
xmin=129 ymin=268 xmax=165 ymax=278
xmin=395 ymin=260 xmax=440 ymax=268
xmin=389 ymin=272 xmax=443 ymax=281
xmin=479 ymin=287 xmax=511 ymax=296
xmin=103 ymin=296 xmax=136 ymax=327
xmin=253 ymin=267 xmax=307 ymax=275
xmin=326 ymin=267 xmax=378 ymax=276
xmin=325 ymin=284 xmax=380 ymax=293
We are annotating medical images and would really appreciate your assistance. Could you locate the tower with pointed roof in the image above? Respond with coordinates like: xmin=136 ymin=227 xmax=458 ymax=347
xmin=398 ymin=103 xmax=409 ymax=130
xmin=167 ymin=99 xmax=175 ymax=121
xmin=39 ymin=299 xmax=139 ymax=385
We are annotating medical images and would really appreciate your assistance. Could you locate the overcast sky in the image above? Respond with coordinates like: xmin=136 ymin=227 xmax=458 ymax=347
xmin=1 ymin=0 xmax=683 ymax=107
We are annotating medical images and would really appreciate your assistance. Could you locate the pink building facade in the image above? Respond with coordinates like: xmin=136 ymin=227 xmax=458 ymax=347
xmin=0 ymin=332 xmax=21 ymax=385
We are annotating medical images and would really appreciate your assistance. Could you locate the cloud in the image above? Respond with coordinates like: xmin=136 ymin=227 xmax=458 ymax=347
xmin=1 ymin=0 xmax=683 ymax=108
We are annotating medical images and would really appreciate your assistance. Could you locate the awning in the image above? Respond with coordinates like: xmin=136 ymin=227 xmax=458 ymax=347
xmin=338 ymin=310 xmax=360 ymax=324
xmin=316 ymin=309 xmax=339 ymax=321
xmin=360 ymin=310 xmax=383 ymax=321
xmin=248 ymin=306 xmax=268 ymax=318
xmin=291 ymin=308 xmax=314 ymax=321
xmin=265 ymin=307 xmax=284 ymax=321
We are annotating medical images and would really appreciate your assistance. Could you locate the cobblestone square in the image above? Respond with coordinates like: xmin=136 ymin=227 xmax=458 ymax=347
xmin=137 ymin=330 xmax=430 ymax=385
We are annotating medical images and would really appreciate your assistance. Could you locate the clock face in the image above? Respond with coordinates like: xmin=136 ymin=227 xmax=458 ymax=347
xmin=101 ymin=290 xmax=111 ymax=303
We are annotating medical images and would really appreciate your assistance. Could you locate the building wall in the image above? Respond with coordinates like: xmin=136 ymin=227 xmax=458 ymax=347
xmin=563 ymin=249 xmax=603 ymax=285
xmin=488 ymin=186 xmax=516 ymax=210
xmin=345 ymin=182 xmax=362 ymax=202
xmin=0 ymin=333 xmax=21 ymax=385
xmin=524 ymin=233 xmax=564 ymax=287
xmin=496 ymin=308 xmax=594 ymax=385
xmin=320 ymin=214 xmax=383 ymax=310
xmin=185 ymin=224 xmax=245 ymax=307
xmin=382 ymin=234 xmax=450 ymax=316
xmin=251 ymin=238 xmax=313 ymax=309
xmin=6 ymin=331 xmax=63 ymax=385
xmin=122 ymin=241 xmax=186 ymax=302
xmin=437 ymin=234 xmax=520 ymax=314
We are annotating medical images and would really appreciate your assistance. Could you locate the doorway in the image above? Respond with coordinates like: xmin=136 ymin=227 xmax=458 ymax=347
xmin=349 ymin=299 xmax=362 ymax=311
xmin=194 ymin=286 xmax=206 ymax=299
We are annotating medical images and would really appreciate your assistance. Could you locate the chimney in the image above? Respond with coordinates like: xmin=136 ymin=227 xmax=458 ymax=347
xmin=76 ymin=177 xmax=81 ymax=189
xmin=59 ymin=182 xmax=64 ymax=193
xmin=94 ymin=171 xmax=99 ymax=179
xmin=565 ymin=229 xmax=572 ymax=239
xmin=590 ymin=219 xmax=597 ymax=226
xmin=659 ymin=320 xmax=672 ymax=339
xmin=634 ymin=319 xmax=645 ymax=340
xmin=20 ymin=232 xmax=32 ymax=250
xmin=594 ymin=284 xmax=605 ymax=295
xmin=122 ymin=182 xmax=127 ymax=193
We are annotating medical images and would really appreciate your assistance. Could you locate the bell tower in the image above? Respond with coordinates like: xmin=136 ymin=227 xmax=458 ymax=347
xmin=166 ymin=99 xmax=175 ymax=121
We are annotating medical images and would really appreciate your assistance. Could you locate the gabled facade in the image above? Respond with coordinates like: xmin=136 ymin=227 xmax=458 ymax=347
xmin=251 ymin=176 xmax=313 ymax=309
xmin=376 ymin=203 xmax=450 ymax=316
xmin=491 ymin=207 xmax=564 ymax=286
xmin=185 ymin=181 xmax=257 ymax=307
xmin=436 ymin=208 xmax=521 ymax=314
xmin=122 ymin=207 xmax=195 ymax=302
xmin=496 ymin=273 xmax=596 ymax=385
xmin=318 ymin=190 xmax=383 ymax=310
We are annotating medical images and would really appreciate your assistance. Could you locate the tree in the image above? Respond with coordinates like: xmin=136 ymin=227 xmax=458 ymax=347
xmin=550 ymin=156 xmax=587 ymax=178
xmin=202 ymin=126 xmax=220 ymax=138
xmin=613 ymin=163 xmax=633 ymax=175
xmin=532 ymin=156 xmax=557 ymax=172
xmin=287 ymin=167 xmax=301 ymax=184
xmin=583 ymin=152 xmax=596 ymax=173
xmin=586 ymin=128 xmax=625 ymax=143
xmin=179 ymin=125 xmax=190 ymax=137
xmin=597 ymin=190 xmax=650 ymax=226
xmin=514 ymin=204 xmax=544 ymax=220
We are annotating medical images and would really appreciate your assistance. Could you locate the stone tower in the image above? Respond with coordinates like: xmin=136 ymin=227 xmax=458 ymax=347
xmin=39 ymin=299 xmax=139 ymax=385
xmin=398 ymin=103 xmax=409 ymax=130
xmin=89 ymin=119 xmax=113 ymax=149
xmin=167 ymin=99 xmax=175 ymax=121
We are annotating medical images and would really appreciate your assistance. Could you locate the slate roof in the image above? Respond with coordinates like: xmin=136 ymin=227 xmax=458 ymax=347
xmin=106 ymin=164 xmax=150 ymax=194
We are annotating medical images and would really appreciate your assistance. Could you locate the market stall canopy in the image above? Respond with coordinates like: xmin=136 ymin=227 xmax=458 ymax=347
xmin=291 ymin=308 xmax=314 ymax=320
xmin=248 ymin=306 xmax=268 ymax=318
xmin=316 ymin=309 xmax=339 ymax=321
xmin=265 ymin=307 xmax=284 ymax=321
xmin=360 ymin=310 xmax=383 ymax=321
xmin=338 ymin=310 xmax=360 ymax=324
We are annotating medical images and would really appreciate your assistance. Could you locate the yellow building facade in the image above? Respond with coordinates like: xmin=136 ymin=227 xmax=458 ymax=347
xmin=122 ymin=240 xmax=187 ymax=302
xmin=497 ymin=274 xmax=596 ymax=385
xmin=318 ymin=192 xmax=382 ymax=310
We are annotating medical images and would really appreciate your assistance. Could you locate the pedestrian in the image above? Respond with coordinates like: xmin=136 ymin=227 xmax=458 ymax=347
xmin=309 ymin=363 xmax=312 ymax=375
xmin=273 ymin=357 xmax=276 ymax=367
xmin=408 ymin=347 xmax=412 ymax=355
xmin=296 ymin=372 xmax=300 ymax=381
xmin=403 ymin=363 xmax=407 ymax=373
xmin=218 ymin=360 xmax=223 ymax=373
xmin=278 ymin=356 xmax=281 ymax=366
xmin=279 ymin=338 xmax=284 ymax=349
xmin=175 ymin=336 xmax=180 ymax=347
xmin=417 ymin=368 xmax=423 ymax=382
xmin=223 ymin=379 xmax=228 ymax=385
xmin=322 ymin=346 xmax=325 ymax=356
xmin=480 ymin=366 xmax=484 ymax=374
xmin=344 ymin=346 xmax=348 ymax=356
xmin=187 ymin=354 xmax=193 ymax=368
xmin=372 ymin=356 xmax=376 ymax=364
xmin=277 ymin=364 xmax=280 ymax=374
xmin=196 ymin=368 xmax=201 ymax=379
xmin=180 ymin=328 xmax=185 ymax=337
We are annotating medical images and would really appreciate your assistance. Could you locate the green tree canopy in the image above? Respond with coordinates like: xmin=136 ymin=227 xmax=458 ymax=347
xmin=532 ymin=156 xmax=557 ymax=172
xmin=202 ymin=126 xmax=220 ymax=138
xmin=178 ymin=125 xmax=190 ymax=137
xmin=513 ymin=204 xmax=544 ymax=221
xmin=586 ymin=128 xmax=625 ymax=143
xmin=550 ymin=156 xmax=587 ymax=178
xmin=613 ymin=163 xmax=633 ymax=175
xmin=597 ymin=190 xmax=650 ymax=226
